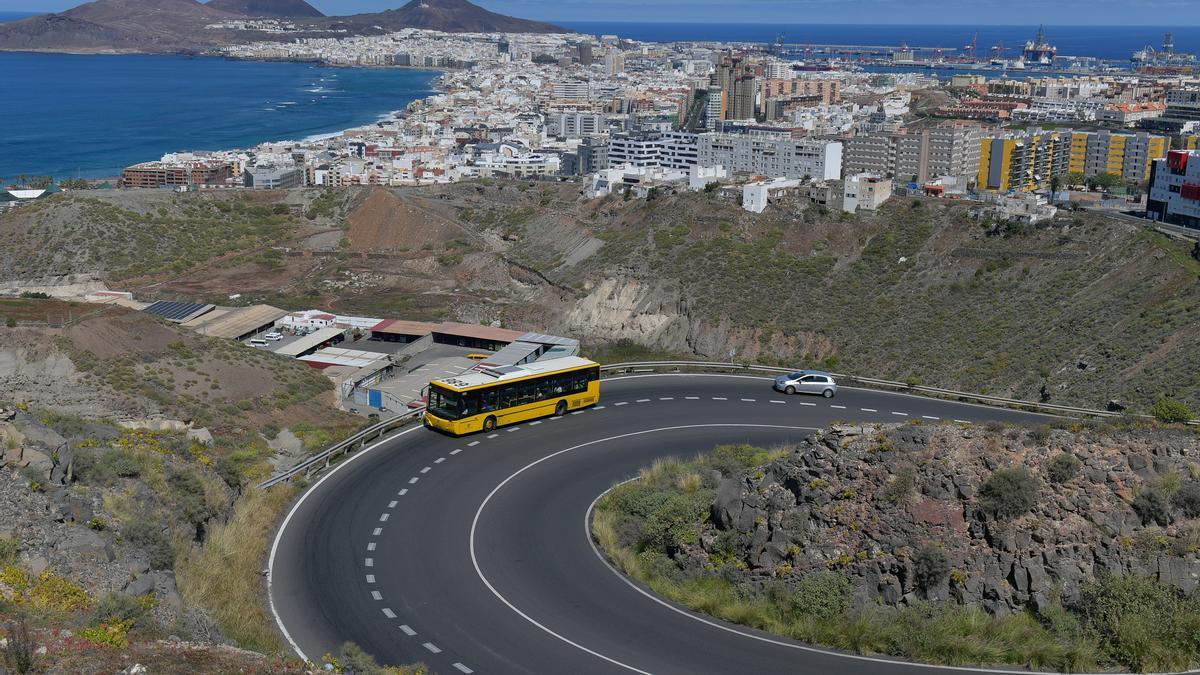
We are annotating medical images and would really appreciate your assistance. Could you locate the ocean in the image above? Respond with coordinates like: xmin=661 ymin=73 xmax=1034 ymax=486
xmin=561 ymin=22 xmax=1200 ymax=62
xmin=0 ymin=51 xmax=439 ymax=180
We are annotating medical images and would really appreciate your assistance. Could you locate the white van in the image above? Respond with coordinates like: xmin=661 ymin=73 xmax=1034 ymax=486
xmin=249 ymin=338 xmax=269 ymax=347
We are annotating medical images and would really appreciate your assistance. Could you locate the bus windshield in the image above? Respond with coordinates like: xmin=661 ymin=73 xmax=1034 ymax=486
xmin=428 ymin=385 xmax=465 ymax=420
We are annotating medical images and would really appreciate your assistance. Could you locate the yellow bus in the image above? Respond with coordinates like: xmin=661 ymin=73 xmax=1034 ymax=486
xmin=424 ymin=356 xmax=601 ymax=436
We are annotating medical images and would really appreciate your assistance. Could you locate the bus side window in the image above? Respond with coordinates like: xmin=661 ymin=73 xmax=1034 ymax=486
xmin=480 ymin=389 xmax=497 ymax=413
xmin=499 ymin=383 xmax=517 ymax=408
xmin=550 ymin=374 xmax=566 ymax=396
xmin=571 ymin=374 xmax=588 ymax=394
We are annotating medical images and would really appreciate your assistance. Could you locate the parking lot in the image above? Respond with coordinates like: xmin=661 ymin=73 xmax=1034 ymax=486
xmin=343 ymin=344 xmax=484 ymax=415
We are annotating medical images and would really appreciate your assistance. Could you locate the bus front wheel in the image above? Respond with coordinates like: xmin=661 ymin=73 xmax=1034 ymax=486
xmin=555 ymin=401 xmax=568 ymax=417
xmin=482 ymin=416 xmax=497 ymax=433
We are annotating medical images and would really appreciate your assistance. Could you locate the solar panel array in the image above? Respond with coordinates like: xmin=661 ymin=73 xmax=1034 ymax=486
xmin=143 ymin=301 xmax=213 ymax=323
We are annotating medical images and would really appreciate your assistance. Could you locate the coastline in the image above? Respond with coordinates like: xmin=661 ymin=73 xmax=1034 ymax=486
xmin=0 ymin=52 xmax=445 ymax=179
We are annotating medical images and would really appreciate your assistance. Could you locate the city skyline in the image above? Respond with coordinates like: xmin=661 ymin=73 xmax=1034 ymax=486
xmin=1 ymin=0 xmax=1198 ymax=25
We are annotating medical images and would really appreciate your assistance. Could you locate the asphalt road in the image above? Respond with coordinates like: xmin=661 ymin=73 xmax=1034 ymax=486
xmin=270 ymin=374 xmax=1052 ymax=675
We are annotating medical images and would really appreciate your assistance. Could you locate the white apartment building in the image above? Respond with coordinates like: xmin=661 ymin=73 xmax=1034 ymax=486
xmin=548 ymin=112 xmax=607 ymax=138
xmin=553 ymin=79 xmax=591 ymax=100
xmin=842 ymin=173 xmax=893 ymax=213
xmin=1147 ymin=150 xmax=1200 ymax=229
xmin=698 ymin=133 xmax=842 ymax=180
xmin=844 ymin=123 xmax=984 ymax=185
xmin=607 ymin=132 xmax=699 ymax=170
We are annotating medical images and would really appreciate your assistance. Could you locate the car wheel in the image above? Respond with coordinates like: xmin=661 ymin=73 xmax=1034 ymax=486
xmin=785 ymin=385 xmax=796 ymax=395
xmin=823 ymin=389 xmax=835 ymax=398
xmin=555 ymin=400 xmax=568 ymax=416
xmin=482 ymin=416 xmax=497 ymax=433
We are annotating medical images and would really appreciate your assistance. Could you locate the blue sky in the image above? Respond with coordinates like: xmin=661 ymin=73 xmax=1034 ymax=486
xmin=1 ymin=0 xmax=1197 ymax=25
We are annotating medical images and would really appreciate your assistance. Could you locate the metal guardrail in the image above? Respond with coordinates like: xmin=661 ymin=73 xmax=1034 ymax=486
xmin=258 ymin=360 xmax=1198 ymax=489
xmin=256 ymin=408 xmax=426 ymax=489
xmin=602 ymin=361 xmax=1200 ymax=426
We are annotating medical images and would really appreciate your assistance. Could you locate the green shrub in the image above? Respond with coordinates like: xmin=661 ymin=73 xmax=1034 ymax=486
xmin=0 ymin=536 xmax=19 ymax=567
xmin=123 ymin=517 xmax=174 ymax=570
xmin=790 ymin=570 xmax=853 ymax=620
xmin=912 ymin=544 xmax=949 ymax=590
xmin=1174 ymin=481 xmax=1200 ymax=519
xmin=73 ymin=449 xmax=143 ymax=485
xmin=1046 ymin=453 xmax=1081 ymax=484
xmin=978 ymin=468 xmax=1039 ymax=520
xmin=1132 ymin=488 xmax=1172 ymax=526
xmin=1079 ymin=575 xmax=1200 ymax=672
xmin=1151 ymin=397 xmax=1194 ymax=424
xmin=1028 ymin=424 xmax=1052 ymax=445
xmin=91 ymin=592 xmax=154 ymax=630
xmin=168 ymin=469 xmax=215 ymax=530
xmin=885 ymin=465 xmax=917 ymax=504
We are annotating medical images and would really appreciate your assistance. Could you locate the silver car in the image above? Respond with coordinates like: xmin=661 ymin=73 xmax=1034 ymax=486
xmin=773 ymin=370 xmax=838 ymax=398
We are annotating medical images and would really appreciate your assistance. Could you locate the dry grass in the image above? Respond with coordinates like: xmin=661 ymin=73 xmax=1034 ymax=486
xmin=175 ymin=486 xmax=298 ymax=654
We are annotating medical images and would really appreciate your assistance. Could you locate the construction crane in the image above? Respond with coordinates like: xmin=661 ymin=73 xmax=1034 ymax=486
xmin=964 ymin=32 xmax=978 ymax=62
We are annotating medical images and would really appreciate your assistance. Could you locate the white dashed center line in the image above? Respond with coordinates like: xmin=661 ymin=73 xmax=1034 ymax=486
xmin=387 ymin=501 xmax=397 ymax=508
xmin=741 ymin=398 xmax=756 ymax=402
xmin=398 ymin=489 xmax=408 ymax=497
xmin=529 ymin=420 xmax=542 ymax=425
xmin=712 ymin=397 xmax=728 ymax=401
xmin=594 ymin=405 xmax=606 ymax=410
xmin=422 ymin=642 xmax=442 ymax=654
xmin=570 ymin=410 xmax=584 ymax=415
xmin=831 ymin=405 xmax=846 ymax=409
xmin=769 ymin=400 xmax=786 ymax=404
xmin=453 ymin=664 xmax=474 ymax=674
xmin=892 ymin=411 xmax=909 ymax=416
xmin=420 ymin=466 xmax=431 ymax=474
xmin=487 ymin=433 xmax=499 ymax=439
xmin=365 ymin=558 xmax=374 ymax=567
xmin=408 ymin=477 xmax=419 ymax=485
xmin=450 ymin=449 xmax=462 ymax=455
xmin=435 ymin=457 xmax=446 ymax=464
xmin=367 ymin=542 xmax=377 ymax=551
xmin=399 ymin=625 xmax=417 ymax=637
xmin=372 ymin=528 xmax=382 ymax=536
xmin=685 ymin=396 xmax=699 ymax=400
xmin=659 ymin=397 xmax=674 ymax=401
xmin=636 ymin=398 xmax=651 ymax=403
xmin=378 ymin=513 xmax=390 ymax=522
xmin=861 ymin=408 xmax=877 ymax=412
xmin=468 ymin=440 xmax=480 ymax=447
xmin=382 ymin=608 xmax=395 ymax=619
xmin=365 ymin=574 xmax=375 ymax=584
xmin=799 ymin=402 xmax=816 ymax=406
xmin=614 ymin=402 xmax=628 ymax=406
xmin=923 ymin=416 xmax=940 ymax=421
xmin=371 ymin=590 xmax=382 ymax=601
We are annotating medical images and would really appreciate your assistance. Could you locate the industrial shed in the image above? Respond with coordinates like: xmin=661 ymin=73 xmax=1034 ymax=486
xmin=182 ymin=304 xmax=289 ymax=340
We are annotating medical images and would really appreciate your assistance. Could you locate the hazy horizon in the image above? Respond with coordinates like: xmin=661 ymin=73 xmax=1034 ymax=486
xmin=0 ymin=0 xmax=1197 ymax=26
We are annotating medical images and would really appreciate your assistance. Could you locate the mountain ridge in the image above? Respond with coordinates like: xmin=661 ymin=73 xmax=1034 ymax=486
xmin=0 ymin=0 xmax=566 ymax=54
xmin=205 ymin=0 xmax=325 ymax=18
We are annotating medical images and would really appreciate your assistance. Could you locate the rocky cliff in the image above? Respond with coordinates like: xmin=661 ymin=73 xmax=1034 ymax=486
xmin=700 ymin=423 xmax=1200 ymax=615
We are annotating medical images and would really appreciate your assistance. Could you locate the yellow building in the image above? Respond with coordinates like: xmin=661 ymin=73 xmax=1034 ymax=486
xmin=978 ymin=131 xmax=1071 ymax=192
xmin=1067 ymin=131 xmax=1166 ymax=184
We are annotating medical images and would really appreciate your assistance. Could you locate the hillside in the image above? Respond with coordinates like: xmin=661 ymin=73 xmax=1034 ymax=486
xmin=3 ymin=184 xmax=1199 ymax=415
xmin=0 ymin=0 xmax=244 ymax=52
xmin=334 ymin=0 xmax=567 ymax=34
xmin=0 ymin=0 xmax=564 ymax=53
xmin=206 ymin=0 xmax=324 ymax=17
xmin=0 ymin=296 xmax=366 ymax=668
xmin=594 ymin=422 xmax=1200 ymax=672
